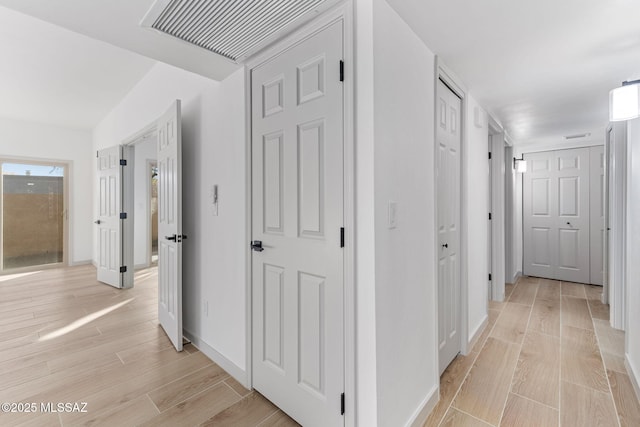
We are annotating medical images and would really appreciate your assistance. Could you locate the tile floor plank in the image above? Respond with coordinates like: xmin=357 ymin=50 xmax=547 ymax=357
xmin=452 ymin=337 xmax=521 ymax=425
xmin=501 ymin=393 xmax=559 ymax=427
xmin=561 ymin=381 xmax=618 ymax=427
xmin=511 ymin=331 xmax=560 ymax=408
xmin=607 ymin=370 xmax=640 ymax=427
xmin=489 ymin=302 xmax=531 ymax=345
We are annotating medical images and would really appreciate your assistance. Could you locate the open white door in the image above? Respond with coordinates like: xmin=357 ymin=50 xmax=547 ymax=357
xmin=95 ymin=145 xmax=133 ymax=288
xmin=157 ymin=100 xmax=183 ymax=352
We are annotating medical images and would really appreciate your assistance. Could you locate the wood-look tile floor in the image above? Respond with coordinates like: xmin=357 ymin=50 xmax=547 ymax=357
xmin=425 ymin=277 xmax=640 ymax=427
xmin=0 ymin=265 xmax=299 ymax=427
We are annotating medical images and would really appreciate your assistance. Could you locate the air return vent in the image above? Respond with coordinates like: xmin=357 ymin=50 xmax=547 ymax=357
xmin=141 ymin=0 xmax=330 ymax=63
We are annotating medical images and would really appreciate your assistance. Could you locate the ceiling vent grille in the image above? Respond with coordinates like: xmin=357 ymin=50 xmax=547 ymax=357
xmin=141 ymin=0 xmax=329 ymax=62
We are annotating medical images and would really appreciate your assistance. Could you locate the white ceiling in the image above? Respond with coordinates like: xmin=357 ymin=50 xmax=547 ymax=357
xmin=387 ymin=0 xmax=640 ymax=145
xmin=0 ymin=6 xmax=155 ymax=129
xmin=1 ymin=0 xmax=639 ymax=143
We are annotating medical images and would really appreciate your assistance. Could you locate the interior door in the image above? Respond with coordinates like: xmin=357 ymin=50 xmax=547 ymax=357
xmin=251 ymin=21 xmax=344 ymax=426
xmin=157 ymin=100 xmax=183 ymax=352
xmin=96 ymin=145 xmax=123 ymax=288
xmin=436 ymin=79 xmax=462 ymax=374
xmin=523 ymin=148 xmax=590 ymax=283
xmin=589 ymin=145 xmax=605 ymax=286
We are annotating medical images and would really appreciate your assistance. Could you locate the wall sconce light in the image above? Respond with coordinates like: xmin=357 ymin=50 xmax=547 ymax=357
xmin=514 ymin=157 xmax=527 ymax=173
xmin=610 ymin=79 xmax=640 ymax=121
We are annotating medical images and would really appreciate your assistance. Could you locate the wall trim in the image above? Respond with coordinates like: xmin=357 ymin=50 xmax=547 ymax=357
xmin=183 ymin=329 xmax=248 ymax=387
xmin=69 ymin=260 xmax=93 ymax=267
xmin=625 ymin=354 xmax=640 ymax=401
xmin=468 ymin=315 xmax=488 ymax=352
xmin=407 ymin=384 xmax=439 ymax=427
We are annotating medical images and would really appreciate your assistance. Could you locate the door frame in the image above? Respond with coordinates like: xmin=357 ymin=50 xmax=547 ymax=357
xmin=434 ymin=58 xmax=469 ymax=356
xmin=489 ymin=129 xmax=507 ymax=301
xmin=122 ymin=122 xmax=158 ymax=285
xmin=605 ymin=123 xmax=627 ymax=330
xmin=244 ymin=2 xmax=355 ymax=425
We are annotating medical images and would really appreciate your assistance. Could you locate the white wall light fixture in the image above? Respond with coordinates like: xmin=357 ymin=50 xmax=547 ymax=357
xmin=609 ymin=80 xmax=640 ymax=121
xmin=513 ymin=157 xmax=527 ymax=173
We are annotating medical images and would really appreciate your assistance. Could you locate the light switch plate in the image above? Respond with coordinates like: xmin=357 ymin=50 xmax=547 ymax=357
xmin=388 ymin=201 xmax=398 ymax=229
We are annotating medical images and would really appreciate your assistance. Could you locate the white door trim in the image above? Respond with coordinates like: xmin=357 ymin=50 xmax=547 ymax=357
xmin=490 ymin=133 xmax=506 ymax=301
xmin=606 ymin=123 xmax=627 ymax=330
xmin=434 ymin=58 xmax=469 ymax=356
xmin=244 ymin=2 xmax=355 ymax=425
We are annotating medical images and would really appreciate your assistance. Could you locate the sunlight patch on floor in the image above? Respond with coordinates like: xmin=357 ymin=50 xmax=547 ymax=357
xmin=38 ymin=298 xmax=134 ymax=342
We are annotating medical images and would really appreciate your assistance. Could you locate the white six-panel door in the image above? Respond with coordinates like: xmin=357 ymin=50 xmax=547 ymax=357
xmin=97 ymin=145 xmax=123 ymax=288
xmin=436 ymin=79 xmax=462 ymax=375
xmin=157 ymin=100 xmax=183 ymax=352
xmin=251 ymin=21 xmax=344 ymax=426
xmin=523 ymin=148 xmax=590 ymax=283
xmin=589 ymin=145 xmax=605 ymax=285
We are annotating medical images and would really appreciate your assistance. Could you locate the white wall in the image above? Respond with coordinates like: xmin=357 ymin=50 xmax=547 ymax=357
xmin=372 ymin=1 xmax=438 ymax=425
xmin=625 ymin=117 xmax=640 ymax=393
xmin=133 ymin=137 xmax=156 ymax=268
xmin=465 ymin=96 xmax=489 ymax=341
xmin=0 ymin=117 xmax=93 ymax=265
xmin=92 ymin=62 xmax=247 ymax=379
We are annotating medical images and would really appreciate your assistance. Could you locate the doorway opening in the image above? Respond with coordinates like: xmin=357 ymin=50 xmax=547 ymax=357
xmin=0 ymin=159 xmax=68 ymax=272
xmin=149 ymin=161 xmax=158 ymax=265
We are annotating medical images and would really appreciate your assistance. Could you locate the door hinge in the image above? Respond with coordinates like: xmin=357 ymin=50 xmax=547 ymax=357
xmin=340 ymin=393 xmax=345 ymax=415
xmin=339 ymin=60 xmax=344 ymax=82
xmin=489 ymin=273 xmax=492 ymax=281
xmin=340 ymin=227 xmax=345 ymax=248
xmin=96 ymin=150 xmax=99 ymax=158
xmin=488 ymin=152 xmax=492 ymax=159
xmin=120 ymin=159 xmax=127 ymax=166
xmin=120 ymin=266 xmax=127 ymax=273
xmin=489 ymin=212 xmax=492 ymax=220
xmin=120 ymin=212 xmax=127 ymax=220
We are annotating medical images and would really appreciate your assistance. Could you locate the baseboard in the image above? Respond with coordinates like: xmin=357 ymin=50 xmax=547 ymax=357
xmin=511 ymin=270 xmax=522 ymax=283
xmin=407 ymin=383 xmax=439 ymax=427
xmin=183 ymin=329 xmax=249 ymax=388
xmin=69 ymin=259 xmax=92 ymax=267
xmin=625 ymin=354 xmax=640 ymax=402
xmin=467 ymin=315 xmax=488 ymax=354
xmin=134 ymin=263 xmax=151 ymax=270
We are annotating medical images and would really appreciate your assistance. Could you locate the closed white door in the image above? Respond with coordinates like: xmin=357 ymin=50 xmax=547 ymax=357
xmin=251 ymin=21 xmax=344 ymax=426
xmin=96 ymin=145 xmax=123 ymax=288
xmin=157 ymin=100 xmax=183 ymax=352
xmin=436 ymin=79 xmax=462 ymax=374
xmin=523 ymin=148 xmax=590 ymax=283
xmin=589 ymin=146 xmax=605 ymax=285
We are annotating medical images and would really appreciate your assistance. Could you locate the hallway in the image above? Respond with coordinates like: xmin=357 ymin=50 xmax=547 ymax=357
xmin=425 ymin=277 xmax=640 ymax=427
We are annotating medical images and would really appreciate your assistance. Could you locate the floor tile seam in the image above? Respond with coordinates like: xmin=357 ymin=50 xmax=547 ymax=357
xmin=510 ymin=390 xmax=560 ymax=412
xmin=447 ymin=405 xmax=496 ymax=426
xmin=497 ymin=280 xmax=540 ymax=425
xmin=437 ymin=317 xmax=499 ymax=427
xmin=584 ymin=293 xmax=622 ymax=427
xmin=144 ymin=361 xmax=228 ymax=405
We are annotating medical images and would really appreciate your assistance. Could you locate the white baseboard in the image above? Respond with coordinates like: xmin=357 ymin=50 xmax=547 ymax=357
xmin=183 ymin=329 xmax=249 ymax=388
xmin=69 ymin=259 xmax=93 ymax=267
xmin=625 ymin=354 xmax=640 ymax=402
xmin=467 ymin=315 xmax=488 ymax=354
xmin=511 ymin=270 xmax=522 ymax=283
xmin=407 ymin=384 xmax=439 ymax=427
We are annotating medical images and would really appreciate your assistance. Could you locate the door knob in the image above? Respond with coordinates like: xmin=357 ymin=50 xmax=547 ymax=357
xmin=442 ymin=243 xmax=448 ymax=248
xmin=251 ymin=240 xmax=264 ymax=252
xmin=566 ymin=222 xmax=572 ymax=226
xmin=94 ymin=220 xmax=101 ymax=225
xmin=165 ymin=234 xmax=177 ymax=241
